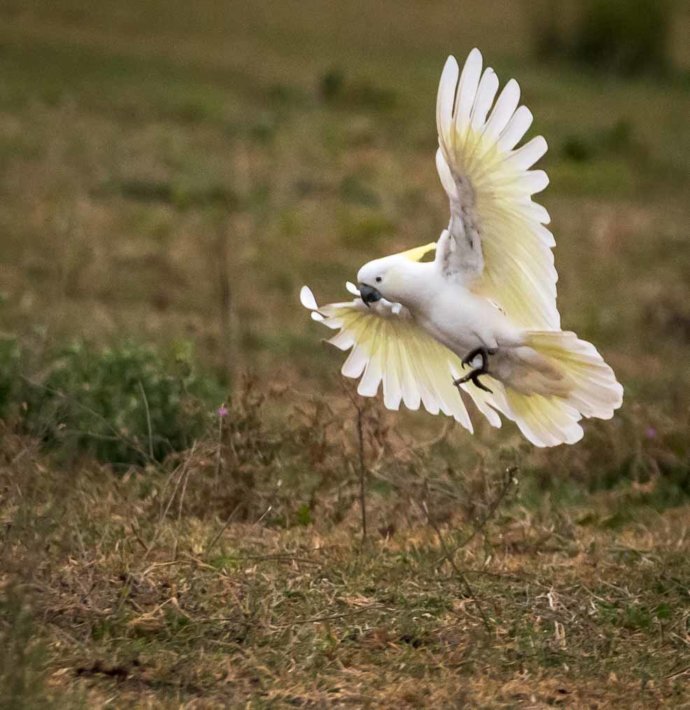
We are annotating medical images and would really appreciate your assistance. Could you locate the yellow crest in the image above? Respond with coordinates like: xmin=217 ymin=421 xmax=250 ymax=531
xmin=398 ymin=242 xmax=436 ymax=262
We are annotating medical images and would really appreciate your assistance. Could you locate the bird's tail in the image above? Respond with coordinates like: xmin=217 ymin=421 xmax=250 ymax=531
xmin=495 ymin=331 xmax=623 ymax=447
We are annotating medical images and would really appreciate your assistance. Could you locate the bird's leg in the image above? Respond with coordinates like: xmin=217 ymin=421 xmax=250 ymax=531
xmin=453 ymin=346 xmax=497 ymax=394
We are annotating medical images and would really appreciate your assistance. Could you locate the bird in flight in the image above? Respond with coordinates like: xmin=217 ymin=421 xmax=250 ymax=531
xmin=301 ymin=48 xmax=623 ymax=447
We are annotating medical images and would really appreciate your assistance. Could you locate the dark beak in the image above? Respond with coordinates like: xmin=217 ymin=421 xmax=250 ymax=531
xmin=358 ymin=283 xmax=382 ymax=307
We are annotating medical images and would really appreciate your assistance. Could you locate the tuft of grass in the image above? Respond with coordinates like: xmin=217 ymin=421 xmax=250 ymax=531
xmin=0 ymin=589 xmax=54 ymax=708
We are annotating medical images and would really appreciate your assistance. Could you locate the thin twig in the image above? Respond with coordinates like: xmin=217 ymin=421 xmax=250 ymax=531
xmin=422 ymin=499 xmax=492 ymax=631
xmin=172 ymin=455 xmax=194 ymax=560
xmin=369 ymin=420 xmax=453 ymax=473
xmin=204 ymin=502 xmax=242 ymax=556
xmin=341 ymin=383 xmax=368 ymax=543
xmin=214 ymin=410 xmax=224 ymax=482
xmin=202 ymin=551 xmax=323 ymax=568
xmin=137 ymin=379 xmax=154 ymax=461
xmin=144 ymin=443 xmax=197 ymax=559
xmin=436 ymin=569 xmax=531 ymax=583
xmin=449 ymin=466 xmax=518 ymax=557
xmin=664 ymin=664 xmax=690 ymax=680
xmin=130 ymin=524 xmax=150 ymax=553
xmin=216 ymin=221 xmax=233 ymax=390
xmin=356 ymin=403 xmax=367 ymax=542
xmin=256 ymin=505 xmax=273 ymax=525
xmin=271 ymin=605 xmax=389 ymax=627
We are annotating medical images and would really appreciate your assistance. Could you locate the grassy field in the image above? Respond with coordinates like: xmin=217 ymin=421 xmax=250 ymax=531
xmin=1 ymin=1 xmax=689 ymax=706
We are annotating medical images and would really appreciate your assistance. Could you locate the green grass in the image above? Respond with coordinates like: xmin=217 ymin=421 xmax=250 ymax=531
xmin=0 ymin=1 xmax=689 ymax=706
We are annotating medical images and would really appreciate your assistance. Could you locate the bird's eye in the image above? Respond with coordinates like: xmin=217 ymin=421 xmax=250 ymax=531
xmin=375 ymin=276 xmax=382 ymax=283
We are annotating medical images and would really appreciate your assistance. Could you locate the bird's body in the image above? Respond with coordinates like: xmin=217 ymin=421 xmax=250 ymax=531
xmin=301 ymin=48 xmax=623 ymax=447
xmin=378 ymin=258 xmax=521 ymax=354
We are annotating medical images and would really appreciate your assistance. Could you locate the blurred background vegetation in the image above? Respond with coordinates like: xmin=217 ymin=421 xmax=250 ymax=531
xmin=530 ymin=0 xmax=674 ymax=75
xmin=0 ymin=0 xmax=688 ymax=705
xmin=0 ymin=0 xmax=688 ymax=478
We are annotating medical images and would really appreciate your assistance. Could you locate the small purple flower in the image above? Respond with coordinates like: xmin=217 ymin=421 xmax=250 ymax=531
xmin=645 ymin=426 xmax=657 ymax=440
xmin=217 ymin=404 xmax=229 ymax=418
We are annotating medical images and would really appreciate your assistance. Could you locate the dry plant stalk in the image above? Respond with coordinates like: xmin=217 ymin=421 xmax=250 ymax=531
xmin=421 ymin=498 xmax=491 ymax=632
xmin=356 ymin=403 xmax=367 ymax=543
xmin=215 ymin=220 xmax=234 ymax=391
xmin=343 ymin=383 xmax=369 ymax=543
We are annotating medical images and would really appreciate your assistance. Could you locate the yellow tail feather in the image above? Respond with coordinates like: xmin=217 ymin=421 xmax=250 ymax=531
xmin=499 ymin=331 xmax=623 ymax=447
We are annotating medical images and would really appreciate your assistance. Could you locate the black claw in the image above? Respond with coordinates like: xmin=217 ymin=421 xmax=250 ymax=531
xmin=470 ymin=373 xmax=493 ymax=393
xmin=454 ymin=346 xmax=496 ymax=394
xmin=461 ymin=346 xmax=497 ymax=370
xmin=461 ymin=347 xmax=483 ymax=369
xmin=453 ymin=371 xmax=494 ymax=394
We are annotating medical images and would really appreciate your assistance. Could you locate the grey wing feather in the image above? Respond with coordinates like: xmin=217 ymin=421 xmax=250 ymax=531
xmin=434 ymin=148 xmax=484 ymax=283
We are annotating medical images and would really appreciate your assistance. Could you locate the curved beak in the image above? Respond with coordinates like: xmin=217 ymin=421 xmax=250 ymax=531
xmin=358 ymin=283 xmax=382 ymax=307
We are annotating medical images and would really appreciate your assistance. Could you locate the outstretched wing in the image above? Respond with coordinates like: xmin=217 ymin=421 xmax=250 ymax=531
xmin=435 ymin=48 xmax=559 ymax=330
xmin=300 ymin=285 xmax=509 ymax=432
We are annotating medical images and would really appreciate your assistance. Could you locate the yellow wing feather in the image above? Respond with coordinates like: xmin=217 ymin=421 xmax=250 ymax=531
xmin=300 ymin=286 xmax=511 ymax=433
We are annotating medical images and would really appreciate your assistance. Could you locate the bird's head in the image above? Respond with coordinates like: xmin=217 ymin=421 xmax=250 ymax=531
xmin=356 ymin=255 xmax=403 ymax=306
xmin=356 ymin=243 xmax=436 ymax=307
xmin=356 ymin=242 xmax=436 ymax=307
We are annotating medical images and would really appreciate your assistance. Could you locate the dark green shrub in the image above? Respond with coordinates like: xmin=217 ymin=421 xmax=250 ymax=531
xmin=528 ymin=0 xmax=673 ymax=76
xmin=528 ymin=0 xmax=567 ymax=61
xmin=574 ymin=0 xmax=671 ymax=75
xmin=318 ymin=68 xmax=397 ymax=111
xmin=8 ymin=340 xmax=225 ymax=466
xmin=0 ymin=336 xmax=22 ymax=418
xmin=561 ymin=119 xmax=637 ymax=163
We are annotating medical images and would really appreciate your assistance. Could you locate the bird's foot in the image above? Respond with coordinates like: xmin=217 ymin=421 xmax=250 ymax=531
xmin=454 ymin=370 xmax=493 ymax=393
xmin=453 ymin=346 xmax=497 ymax=394
xmin=460 ymin=346 xmax=496 ymax=370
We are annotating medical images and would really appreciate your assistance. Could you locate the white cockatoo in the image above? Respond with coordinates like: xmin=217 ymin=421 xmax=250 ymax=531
xmin=300 ymin=49 xmax=623 ymax=447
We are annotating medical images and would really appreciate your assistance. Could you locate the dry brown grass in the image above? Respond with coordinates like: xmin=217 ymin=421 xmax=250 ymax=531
xmin=1 ymin=400 xmax=689 ymax=707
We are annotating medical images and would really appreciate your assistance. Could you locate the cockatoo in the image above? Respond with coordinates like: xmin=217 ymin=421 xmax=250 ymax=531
xmin=300 ymin=49 xmax=623 ymax=447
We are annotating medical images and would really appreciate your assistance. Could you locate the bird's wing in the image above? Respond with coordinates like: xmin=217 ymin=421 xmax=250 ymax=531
xmin=300 ymin=285 xmax=509 ymax=432
xmin=435 ymin=48 xmax=559 ymax=330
